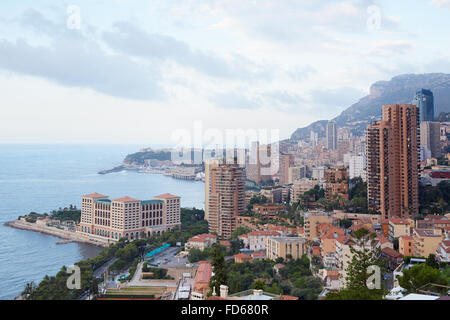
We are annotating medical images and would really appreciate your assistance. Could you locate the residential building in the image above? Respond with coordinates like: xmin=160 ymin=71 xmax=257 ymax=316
xmin=420 ymin=121 xmax=441 ymax=159
xmin=185 ymin=234 xmax=217 ymax=251
xmin=399 ymin=235 xmax=414 ymax=257
xmin=206 ymin=161 xmax=246 ymax=239
xmin=204 ymin=158 xmax=221 ymax=221
xmin=388 ymin=218 xmax=412 ymax=241
xmin=266 ymin=236 xmax=306 ymax=260
xmin=252 ymin=204 xmax=285 ymax=216
xmin=366 ymin=104 xmax=420 ymax=220
xmin=325 ymin=166 xmax=349 ymax=202
xmin=412 ymin=228 xmax=443 ymax=258
xmin=279 ymin=153 xmax=295 ymax=185
xmin=304 ymin=212 xmax=332 ymax=240
xmin=247 ymin=142 xmax=272 ymax=185
xmin=290 ymin=179 xmax=319 ymax=204
xmin=327 ymin=120 xmax=338 ymax=150
xmin=234 ymin=253 xmax=252 ymax=263
xmin=436 ymin=239 xmax=450 ymax=262
xmin=248 ymin=230 xmax=280 ymax=251
xmin=349 ymin=154 xmax=366 ymax=181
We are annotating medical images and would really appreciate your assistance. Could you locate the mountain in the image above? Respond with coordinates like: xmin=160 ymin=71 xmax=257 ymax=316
xmin=290 ymin=73 xmax=450 ymax=140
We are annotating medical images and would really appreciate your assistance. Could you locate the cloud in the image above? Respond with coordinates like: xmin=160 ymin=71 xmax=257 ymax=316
xmin=0 ymin=36 xmax=164 ymax=101
xmin=431 ymin=0 xmax=450 ymax=8
xmin=102 ymin=21 xmax=271 ymax=80
xmin=211 ymin=91 xmax=261 ymax=110
xmin=368 ymin=40 xmax=414 ymax=56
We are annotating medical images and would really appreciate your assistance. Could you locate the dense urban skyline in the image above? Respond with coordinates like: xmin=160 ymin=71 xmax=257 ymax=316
xmin=1 ymin=1 xmax=450 ymax=144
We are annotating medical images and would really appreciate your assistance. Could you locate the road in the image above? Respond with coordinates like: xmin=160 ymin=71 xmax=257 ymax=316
xmin=93 ymin=257 xmax=118 ymax=278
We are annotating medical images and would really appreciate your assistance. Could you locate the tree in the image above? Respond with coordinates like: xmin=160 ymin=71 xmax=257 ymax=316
xmin=209 ymin=244 xmax=227 ymax=295
xmin=345 ymin=228 xmax=380 ymax=290
xmin=398 ymin=264 xmax=447 ymax=294
xmin=426 ymin=254 xmax=439 ymax=269
xmin=326 ymin=228 xmax=387 ymax=300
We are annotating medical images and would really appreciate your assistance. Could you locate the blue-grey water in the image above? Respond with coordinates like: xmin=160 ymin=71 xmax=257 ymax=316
xmin=0 ymin=145 xmax=204 ymax=300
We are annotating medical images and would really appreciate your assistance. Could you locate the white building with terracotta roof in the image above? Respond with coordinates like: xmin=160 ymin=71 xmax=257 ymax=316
xmin=78 ymin=192 xmax=181 ymax=242
xmin=185 ymin=234 xmax=217 ymax=251
xmin=247 ymin=230 xmax=279 ymax=251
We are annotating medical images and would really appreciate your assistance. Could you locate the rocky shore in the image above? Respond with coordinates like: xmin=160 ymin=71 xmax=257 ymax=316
xmin=4 ymin=220 xmax=110 ymax=248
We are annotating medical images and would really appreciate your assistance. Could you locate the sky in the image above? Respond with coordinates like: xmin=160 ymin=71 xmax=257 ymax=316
xmin=1 ymin=0 xmax=450 ymax=145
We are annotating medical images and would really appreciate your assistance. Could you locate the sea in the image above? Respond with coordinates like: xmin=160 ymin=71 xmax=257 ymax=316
xmin=0 ymin=144 xmax=204 ymax=300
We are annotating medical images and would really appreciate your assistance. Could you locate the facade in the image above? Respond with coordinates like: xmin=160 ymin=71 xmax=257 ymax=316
xmin=185 ymin=234 xmax=217 ymax=251
xmin=247 ymin=142 xmax=272 ymax=185
xmin=399 ymin=235 xmax=413 ymax=256
xmin=412 ymin=89 xmax=434 ymax=122
xmin=436 ymin=239 xmax=450 ymax=262
xmin=79 ymin=192 xmax=180 ymax=241
xmin=325 ymin=166 xmax=349 ymax=202
xmin=326 ymin=120 xmax=338 ymax=150
xmin=279 ymin=153 xmax=295 ymax=185
xmin=312 ymin=166 xmax=327 ymax=181
xmin=204 ymin=158 xmax=221 ymax=222
xmin=290 ymin=179 xmax=319 ymax=204
xmin=252 ymin=204 xmax=285 ymax=216
xmin=266 ymin=236 xmax=306 ymax=260
xmin=349 ymin=154 xmax=366 ymax=181
xmin=206 ymin=161 xmax=246 ymax=239
xmin=366 ymin=104 xmax=420 ymax=220
xmin=287 ymin=166 xmax=306 ymax=184
xmin=304 ymin=213 xmax=332 ymax=240
xmin=248 ymin=231 xmax=280 ymax=251
xmin=420 ymin=121 xmax=441 ymax=159
xmin=412 ymin=228 xmax=443 ymax=258
xmin=388 ymin=218 xmax=411 ymax=241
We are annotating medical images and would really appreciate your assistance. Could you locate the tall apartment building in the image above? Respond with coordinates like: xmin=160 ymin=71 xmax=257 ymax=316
xmin=279 ymin=153 xmax=295 ymax=185
xmin=325 ymin=166 xmax=349 ymax=202
xmin=366 ymin=104 xmax=420 ymax=220
xmin=326 ymin=120 xmax=338 ymax=150
xmin=204 ymin=158 xmax=221 ymax=222
xmin=420 ymin=121 xmax=441 ymax=159
xmin=412 ymin=89 xmax=434 ymax=122
xmin=79 ymin=192 xmax=180 ymax=241
xmin=206 ymin=161 xmax=245 ymax=239
xmin=246 ymin=142 xmax=272 ymax=185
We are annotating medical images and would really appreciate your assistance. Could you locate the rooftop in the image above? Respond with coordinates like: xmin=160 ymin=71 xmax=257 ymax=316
xmin=83 ymin=193 xmax=108 ymax=198
xmin=154 ymin=193 xmax=180 ymax=199
xmin=113 ymin=196 xmax=139 ymax=202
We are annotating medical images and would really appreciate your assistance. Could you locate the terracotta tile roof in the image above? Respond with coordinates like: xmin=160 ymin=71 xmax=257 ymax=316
xmin=83 ymin=193 xmax=108 ymax=198
xmin=381 ymin=247 xmax=403 ymax=258
xmin=234 ymin=253 xmax=252 ymax=260
xmin=248 ymin=231 xmax=279 ymax=236
xmin=194 ymin=262 xmax=212 ymax=284
xmin=113 ymin=196 xmax=139 ymax=202
xmin=281 ymin=295 xmax=299 ymax=300
xmin=154 ymin=193 xmax=180 ymax=199
xmin=390 ymin=218 xmax=410 ymax=225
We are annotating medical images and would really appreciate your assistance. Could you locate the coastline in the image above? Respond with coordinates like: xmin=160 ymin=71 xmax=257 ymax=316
xmin=4 ymin=220 xmax=109 ymax=248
